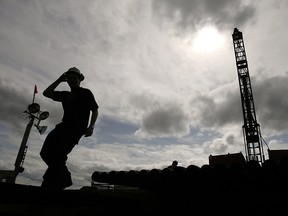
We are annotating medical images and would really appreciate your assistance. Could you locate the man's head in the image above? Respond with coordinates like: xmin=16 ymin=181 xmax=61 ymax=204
xmin=172 ymin=160 xmax=178 ymax=166
xmin=65 ymin=67 xmax=85 ymax=81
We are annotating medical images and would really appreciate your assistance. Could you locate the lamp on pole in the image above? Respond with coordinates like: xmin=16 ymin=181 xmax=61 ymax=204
xmin=0 ymin=85 xmax=49 ymax=183
xmin=13 ymin=103 xmax=49 ymax=182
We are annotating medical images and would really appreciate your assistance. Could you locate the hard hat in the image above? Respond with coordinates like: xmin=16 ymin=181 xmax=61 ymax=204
xmin=66 ymin=67 xmax=85 ymax=81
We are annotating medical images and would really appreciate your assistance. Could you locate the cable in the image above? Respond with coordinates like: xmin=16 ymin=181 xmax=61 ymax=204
xmin=260 ymin=133 xmax=269 ymax=149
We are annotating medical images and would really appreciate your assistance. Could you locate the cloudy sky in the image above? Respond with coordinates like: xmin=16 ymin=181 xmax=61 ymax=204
xmin=1 ymin=0 xmax=288 ymax=189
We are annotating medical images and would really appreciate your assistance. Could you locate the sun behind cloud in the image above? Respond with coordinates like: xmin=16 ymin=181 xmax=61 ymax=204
xmin=192 ymin=26 xmax=225 ymax=53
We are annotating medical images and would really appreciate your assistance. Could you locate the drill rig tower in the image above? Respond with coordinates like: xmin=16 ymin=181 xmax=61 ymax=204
xmin=232 ymin=28 xmax=265 ymax=164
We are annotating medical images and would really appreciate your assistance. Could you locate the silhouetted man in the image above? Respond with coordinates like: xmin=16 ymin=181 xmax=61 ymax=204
xmin=168 ymin=160 xmax=178 ymax=170
xmin=40 ymin=67 xmax=99 ymax=190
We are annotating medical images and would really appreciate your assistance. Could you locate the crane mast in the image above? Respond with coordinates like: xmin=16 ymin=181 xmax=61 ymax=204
xmin=232 ymin=28 xmax=265 ymax=164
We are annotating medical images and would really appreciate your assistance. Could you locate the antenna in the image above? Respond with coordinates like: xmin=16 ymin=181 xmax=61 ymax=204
xmin=32 ymin=84 xmax=38 ymax=103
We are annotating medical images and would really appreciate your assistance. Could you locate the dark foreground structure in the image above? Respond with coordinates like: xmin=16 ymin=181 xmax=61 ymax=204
xmin=1 ymin=158 xmax=288 ymax=215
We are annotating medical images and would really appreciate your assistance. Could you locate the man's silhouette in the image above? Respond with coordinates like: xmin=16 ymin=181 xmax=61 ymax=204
xmin=40 ymin=67 xmax=99 ymax=190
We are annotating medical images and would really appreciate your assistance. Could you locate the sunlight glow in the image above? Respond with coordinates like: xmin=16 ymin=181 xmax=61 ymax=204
xmin=192 ymin=26 xmax=225 ymax=53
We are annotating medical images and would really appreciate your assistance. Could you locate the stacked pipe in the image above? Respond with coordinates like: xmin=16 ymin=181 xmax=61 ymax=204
xmin=91 ymin=157 xmax=288 ymax=191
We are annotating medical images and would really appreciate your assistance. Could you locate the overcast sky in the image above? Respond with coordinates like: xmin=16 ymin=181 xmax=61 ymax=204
xmin=1 ymin=0 xmax=288 ymax=189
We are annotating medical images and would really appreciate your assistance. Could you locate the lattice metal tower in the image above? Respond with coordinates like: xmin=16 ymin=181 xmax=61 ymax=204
xmin=232 ymin=28 xmax=265 ymax=164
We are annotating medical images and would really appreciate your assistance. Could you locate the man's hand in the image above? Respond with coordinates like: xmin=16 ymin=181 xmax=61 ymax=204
xmin=84 ymin=126 xmax=94 ymax=137
xmin=58 ymin=73 xmax=67 ymax=82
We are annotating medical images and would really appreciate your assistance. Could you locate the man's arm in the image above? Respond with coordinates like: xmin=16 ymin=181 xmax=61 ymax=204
xmin=43 ymin=73 xmax=66 ymax=98
xmin=85 ymin=108 xmax=99 ymax=137
xmin=89 ymin=108 xmax=99 ymax=128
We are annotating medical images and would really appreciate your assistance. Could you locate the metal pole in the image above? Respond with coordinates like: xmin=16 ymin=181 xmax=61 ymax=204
xmin=12 ymin=115 xmax=35 ymax=183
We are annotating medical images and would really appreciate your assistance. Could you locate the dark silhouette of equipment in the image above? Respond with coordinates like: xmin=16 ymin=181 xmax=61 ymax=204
xmin=0 ymin=85 xmax=49 ymax=183
xmin=232 ymin=28 xmax=265 ymax=164
xmin=209 ymin=152 xmax=246 ymax=167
